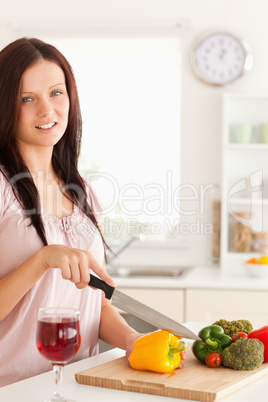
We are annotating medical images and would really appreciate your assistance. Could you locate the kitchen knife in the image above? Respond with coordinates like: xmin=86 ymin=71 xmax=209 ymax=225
xmin=88 ymin=274 xmax=200 ymax=341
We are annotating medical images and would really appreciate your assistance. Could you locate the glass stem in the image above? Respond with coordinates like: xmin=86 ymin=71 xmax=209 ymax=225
xmin=52 ymin=364 xmax=64 ymax=400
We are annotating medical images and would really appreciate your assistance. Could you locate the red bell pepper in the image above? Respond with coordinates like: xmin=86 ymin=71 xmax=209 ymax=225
xmin=248 ymin=326 xmax=268 ymax=363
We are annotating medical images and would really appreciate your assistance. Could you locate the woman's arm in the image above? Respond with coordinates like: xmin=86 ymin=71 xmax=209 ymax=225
xmin=99 ymin=293 xmax=141 ymax=358
xmin=0 ymin=248 xmax=47 ymax=322
xmin=0 ymin=245 xmax=115 ymax=322
xmin=98 ymin=260 xmax=141 ymax=358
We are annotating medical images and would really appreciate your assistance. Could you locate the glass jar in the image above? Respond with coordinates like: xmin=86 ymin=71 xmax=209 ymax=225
xmin=253 ymin=233 xmax=268 ymax=254
xmin=230 ymin=212 xmax=252 ymax=252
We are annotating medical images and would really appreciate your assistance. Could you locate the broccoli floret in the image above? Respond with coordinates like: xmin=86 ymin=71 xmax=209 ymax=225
xmin=237 ymin=319 xmax=254 ymax=334
xmin=212 ymin=319 xmax=253 ymax=336
xmin=222 ymin=338 xmax=264 ymax=370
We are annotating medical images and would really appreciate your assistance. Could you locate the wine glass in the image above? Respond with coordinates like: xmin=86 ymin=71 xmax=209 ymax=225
xmin=36 ymin=307 xmax=81 ymax=402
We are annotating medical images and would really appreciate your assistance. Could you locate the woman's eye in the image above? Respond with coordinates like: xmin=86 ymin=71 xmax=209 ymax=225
xmin=51 ymin=90 xmax=62 ymax=96
xmin=22 ymin=96 xmax=33 ymax=103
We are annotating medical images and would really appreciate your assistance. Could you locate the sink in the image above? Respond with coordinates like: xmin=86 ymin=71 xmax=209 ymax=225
xmin=110 ymin=265 xmax=191 ymax=278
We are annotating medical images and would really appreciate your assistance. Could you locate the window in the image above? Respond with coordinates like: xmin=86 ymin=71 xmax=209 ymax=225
xmin=49 ymin=35 xmax=181 ymax=241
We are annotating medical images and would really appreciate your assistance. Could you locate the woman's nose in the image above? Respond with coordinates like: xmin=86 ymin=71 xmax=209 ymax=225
xmin=37 ymin=97 xmax=54 ymax=117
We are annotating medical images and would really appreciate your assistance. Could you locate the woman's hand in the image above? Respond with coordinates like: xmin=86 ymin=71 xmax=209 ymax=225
xmin=125 ymin=332 xmax=144 ymax=359
xmin=40 ymin=244 xmax=115 ymax=289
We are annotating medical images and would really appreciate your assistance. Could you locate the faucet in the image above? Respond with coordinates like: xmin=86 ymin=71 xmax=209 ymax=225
xmin=105 ymin=234 xmax=144 ymax=273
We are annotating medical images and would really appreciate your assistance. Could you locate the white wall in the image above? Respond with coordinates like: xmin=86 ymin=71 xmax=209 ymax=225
xmin=1 ymin=0 xmax=268 ymax=265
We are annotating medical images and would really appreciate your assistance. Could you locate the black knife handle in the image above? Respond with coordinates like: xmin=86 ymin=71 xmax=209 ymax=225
xmin=88 ymin=274 xmax=115 ymax=300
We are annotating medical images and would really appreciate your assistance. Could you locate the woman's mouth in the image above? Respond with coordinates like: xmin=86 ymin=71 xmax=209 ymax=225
xmin=36 ymin=122 xmax=56 ymax=130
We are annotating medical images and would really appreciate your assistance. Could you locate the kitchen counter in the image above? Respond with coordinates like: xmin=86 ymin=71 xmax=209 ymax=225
xmin=111 ymin=266 xmax=268 ymax=291
xmin=1 ymin=322 xmax=267 ymax=402
xmin=1 ymin=347 xmax=267 ymax=402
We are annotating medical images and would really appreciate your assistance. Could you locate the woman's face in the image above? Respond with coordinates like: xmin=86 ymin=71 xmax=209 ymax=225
xmin=16 ymin=60 xmax=70 ymax=153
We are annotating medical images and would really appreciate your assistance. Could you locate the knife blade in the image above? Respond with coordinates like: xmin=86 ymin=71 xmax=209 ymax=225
xmin=88 ymin=274 xmax=200 ymax=341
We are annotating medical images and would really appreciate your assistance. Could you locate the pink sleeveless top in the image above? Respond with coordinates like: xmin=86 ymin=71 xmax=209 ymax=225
xmin=0 ymin=169 xmax=104 ymax=387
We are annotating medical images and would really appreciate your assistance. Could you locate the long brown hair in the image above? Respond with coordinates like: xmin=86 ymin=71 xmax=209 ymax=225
xmin=0 ymin=37 xmax=105 ymax=248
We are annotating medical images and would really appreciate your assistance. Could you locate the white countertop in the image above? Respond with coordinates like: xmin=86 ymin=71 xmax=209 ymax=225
xmin=111 ymin=266 xmax=268 ymax=291
xmin=1 ymin=322 xmax=268 ymax=402
xmin=1 ymin=348 xmax=268 ymax=402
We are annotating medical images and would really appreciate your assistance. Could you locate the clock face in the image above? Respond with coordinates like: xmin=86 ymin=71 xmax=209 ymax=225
xmin=192 ymin=32 xmax=250 ymax=85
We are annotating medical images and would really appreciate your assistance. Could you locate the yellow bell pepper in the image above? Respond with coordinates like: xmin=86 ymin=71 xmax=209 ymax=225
xmin=129 ymin=330 xmax=187 ymax=373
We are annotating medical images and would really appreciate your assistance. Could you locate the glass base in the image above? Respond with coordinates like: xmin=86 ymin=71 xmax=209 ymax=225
xmin=41 ymin=399 xmax=76 ymax=402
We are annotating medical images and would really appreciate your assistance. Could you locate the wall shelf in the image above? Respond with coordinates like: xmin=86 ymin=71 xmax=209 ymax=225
xmin=229 ymin=198 xmax=268 ymax=206
xmin=220 ymin=94 xmax=268 ymax=273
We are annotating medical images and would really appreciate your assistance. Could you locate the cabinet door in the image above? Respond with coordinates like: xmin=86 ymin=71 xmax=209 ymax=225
xmin=185 ymin=289 xmax=268 ymax=328
xmin=117 ymin=288 xmax=184 ymax=322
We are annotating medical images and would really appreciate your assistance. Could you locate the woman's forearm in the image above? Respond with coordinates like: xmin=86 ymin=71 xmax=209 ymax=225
xmin=0 ymin=248 xmax=47 ymax=321
xmin=99 ymin=296 xmax=141 ymax=356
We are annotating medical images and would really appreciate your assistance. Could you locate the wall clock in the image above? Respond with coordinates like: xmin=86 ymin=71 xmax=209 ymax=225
xmin=191 ymin=31 xmax=253 ymax=86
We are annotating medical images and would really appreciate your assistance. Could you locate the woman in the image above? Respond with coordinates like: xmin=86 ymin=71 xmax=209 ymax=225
xmin=0 ymin=37 xmax=140 ymax=387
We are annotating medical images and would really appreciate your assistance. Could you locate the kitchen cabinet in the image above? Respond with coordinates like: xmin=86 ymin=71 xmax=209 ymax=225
xmin=185 ymin=288 xmax=268 ymax=328
xmin=221 ymin=94 xmax=268 ymax=273
xmin=117 ymin=287 xmax=184 ymax=322
xmin=118 ymin=286 xmax=268 ymax=329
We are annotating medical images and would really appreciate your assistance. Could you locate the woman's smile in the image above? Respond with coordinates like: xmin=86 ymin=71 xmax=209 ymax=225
xmin=35 ymin=121 xmax=58 ymax=134
xmin=35 ymin=122 xmax=57 ymax=130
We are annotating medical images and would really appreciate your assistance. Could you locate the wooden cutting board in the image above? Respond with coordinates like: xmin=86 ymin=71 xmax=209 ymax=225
xmin=75 ymin=346 xmax=268 ymax=401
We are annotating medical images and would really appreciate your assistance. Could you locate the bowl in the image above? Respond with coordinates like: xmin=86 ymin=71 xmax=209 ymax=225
xmin=243 ymin=262 xmax=268 ymax=278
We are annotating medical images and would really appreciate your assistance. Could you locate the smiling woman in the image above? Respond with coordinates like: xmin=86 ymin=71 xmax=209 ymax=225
xmin=0 ymin=37 xmax=142 ymax=388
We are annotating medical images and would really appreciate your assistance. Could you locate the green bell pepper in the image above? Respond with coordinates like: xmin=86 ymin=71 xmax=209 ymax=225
xmin=192 ymin=325 xmax=232 ymax=363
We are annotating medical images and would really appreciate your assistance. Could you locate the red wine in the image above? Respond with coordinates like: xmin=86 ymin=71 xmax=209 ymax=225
xmin=36 ymin=318 xmax=81 ymax=364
